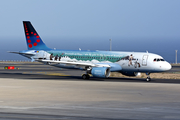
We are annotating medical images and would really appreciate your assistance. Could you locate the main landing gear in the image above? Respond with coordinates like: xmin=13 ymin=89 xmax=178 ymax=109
xmin=146 ymin=73 xmax=151 ymax=82
xmin=82 ymin=67 xmax=91 ymax=80
xmin=82 ymin=74 xmax=90 ymax=80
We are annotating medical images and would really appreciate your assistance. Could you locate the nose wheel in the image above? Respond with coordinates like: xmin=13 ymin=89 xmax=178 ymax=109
xmin=82 ymin=74 xmax=90 ymax=80
xmin=146 ymin=73 xmax=151 ymax=82
xmin=146 ymin=77 xmax=151 ymax=82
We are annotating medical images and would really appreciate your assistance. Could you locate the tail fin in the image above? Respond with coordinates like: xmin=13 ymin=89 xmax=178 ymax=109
xmin=23 ymin=21 xmax=51 ymax=50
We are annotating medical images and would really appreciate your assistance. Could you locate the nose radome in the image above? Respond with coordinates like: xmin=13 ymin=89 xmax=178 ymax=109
xmin=165 ymin=62 xmax=172 ymax=70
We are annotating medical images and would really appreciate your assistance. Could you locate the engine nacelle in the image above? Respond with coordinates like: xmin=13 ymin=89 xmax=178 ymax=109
xmin=91 ymin=67 xmax=110 ymax=78
xmin=121 ymin=71 xmax=140 ymax=76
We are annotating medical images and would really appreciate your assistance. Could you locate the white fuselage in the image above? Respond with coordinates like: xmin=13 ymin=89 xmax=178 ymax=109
xmin=20 ymin=50 xmax=172 ymax=73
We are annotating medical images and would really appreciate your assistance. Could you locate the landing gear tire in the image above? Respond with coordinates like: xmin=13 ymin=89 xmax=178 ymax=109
xmin=86 ymin=74 xmax=90 ymax=79
xmin=146 ymin=77 xmax=151 ymax=82
xmin=82 ymin=74 xmax=90 ymax=80
xmin=146 ymin=72 xmax=151 ymax=82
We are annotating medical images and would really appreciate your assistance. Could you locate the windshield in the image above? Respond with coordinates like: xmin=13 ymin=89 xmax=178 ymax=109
xmin=153 ymin=58 xmax=165 ymax=62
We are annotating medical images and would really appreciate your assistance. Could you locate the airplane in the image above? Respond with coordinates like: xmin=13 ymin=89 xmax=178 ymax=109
xmin=9 ymin=21 xmax=172 ymax=82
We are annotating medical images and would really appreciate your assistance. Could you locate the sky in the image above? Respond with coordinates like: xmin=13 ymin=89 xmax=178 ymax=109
xmin=0 ymin=0 xmax=180 ymax=62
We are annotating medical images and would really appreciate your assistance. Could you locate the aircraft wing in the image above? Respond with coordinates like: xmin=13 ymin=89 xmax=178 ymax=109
xmin=40 ymin=60 xmax=111 ymax=68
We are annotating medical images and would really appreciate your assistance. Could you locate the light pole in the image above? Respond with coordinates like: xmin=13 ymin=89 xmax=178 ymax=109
xmin=176 ymin=50 xmax=178 ymax=64
xmin=109 ymin=39 xmax=112 ymax=51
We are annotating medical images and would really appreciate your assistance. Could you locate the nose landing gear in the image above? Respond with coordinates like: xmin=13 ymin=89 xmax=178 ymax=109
xmin=146 ymin=73 xmax=151 ymax=82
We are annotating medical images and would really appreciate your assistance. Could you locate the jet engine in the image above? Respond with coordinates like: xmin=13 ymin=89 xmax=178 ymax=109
xmin=91 ymin=67 xmax=110 ymax=78
xmin=120 ymin=71 xmax=140 ymax=76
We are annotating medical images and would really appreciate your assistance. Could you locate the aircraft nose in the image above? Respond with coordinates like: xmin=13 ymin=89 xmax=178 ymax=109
xmin=164 ymin=62 xmax=172 ymax=71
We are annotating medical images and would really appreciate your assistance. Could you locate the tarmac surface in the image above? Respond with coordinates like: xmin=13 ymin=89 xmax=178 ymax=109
xmin=0 ymin=62 xmax=180 ymax=120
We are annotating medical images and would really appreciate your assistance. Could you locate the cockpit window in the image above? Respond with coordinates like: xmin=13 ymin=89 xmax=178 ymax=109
xmin=160 ymin=59 xmax=165 ymax=61
xmin=153 ymin=58 xmax=165 ymax=62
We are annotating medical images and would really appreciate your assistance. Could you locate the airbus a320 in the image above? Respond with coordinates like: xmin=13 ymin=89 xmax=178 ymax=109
xmin=9 ymin=21 xmax=172 ymax=82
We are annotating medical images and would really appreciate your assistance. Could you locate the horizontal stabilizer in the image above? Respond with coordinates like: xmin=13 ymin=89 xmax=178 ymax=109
xmin=8 ymin=51 xmax=36 ymax=55
xmin=7 ymin=51 xmax=20 ymax=54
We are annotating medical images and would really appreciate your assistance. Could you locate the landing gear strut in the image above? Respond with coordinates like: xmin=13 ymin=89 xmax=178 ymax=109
xmin=82 ymin=74 xmax=90 ymax=80
xmin=146 ymin=73 xmax=151 ymax=82
xmin=82 ymin=67 xmax=91 ymax=80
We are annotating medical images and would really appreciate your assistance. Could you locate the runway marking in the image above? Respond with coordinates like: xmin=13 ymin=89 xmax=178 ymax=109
xmin=46 ymin=73 xmax=69 ymax=76
xmin=16 ymin=68 xmax=54 ymax=70
xmin=23 ymin=72 xmax=70 ymax=76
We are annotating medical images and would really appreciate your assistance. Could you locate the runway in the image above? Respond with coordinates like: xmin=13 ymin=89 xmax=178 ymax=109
xmin=0 ymin=62 xmax=180 ymax=120
xmin=1 ymin=62 xmax=180 ymax=83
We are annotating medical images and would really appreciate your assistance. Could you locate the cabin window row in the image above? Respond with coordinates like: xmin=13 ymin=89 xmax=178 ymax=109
xmin=62 ymin=56 xmax=120 ymax=60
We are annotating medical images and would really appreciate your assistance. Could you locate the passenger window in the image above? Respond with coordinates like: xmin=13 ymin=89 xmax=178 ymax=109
xmin=157 ymin=59 xmax=160 ymax=61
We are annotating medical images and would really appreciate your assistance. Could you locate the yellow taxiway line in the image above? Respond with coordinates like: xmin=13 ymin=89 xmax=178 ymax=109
xmin=23 ymin=72 xmax=70 ymax=76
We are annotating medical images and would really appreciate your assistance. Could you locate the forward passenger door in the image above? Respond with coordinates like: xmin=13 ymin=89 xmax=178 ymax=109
xmin=142 ymin=55 xmax=148 ymax=66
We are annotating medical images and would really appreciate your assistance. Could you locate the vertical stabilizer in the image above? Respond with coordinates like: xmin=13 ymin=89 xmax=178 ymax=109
xmin=23 ymin=21 xmax=50 ymax=50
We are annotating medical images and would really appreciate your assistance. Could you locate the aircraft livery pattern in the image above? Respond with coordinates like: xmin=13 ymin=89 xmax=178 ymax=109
xmin=45 ymin=50 xmax=142 ymax=71
xmin=23 ymin=21 xmax=50 ymax=50
xmin=47 ymin=50 xmax=128 ymax=63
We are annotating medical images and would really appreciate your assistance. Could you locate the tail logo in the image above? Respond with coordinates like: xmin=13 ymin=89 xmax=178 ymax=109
xmin=23 ymin=21 xmax=50 ymax=50
xmin=24 ymin=23 xmax=41 ymax=48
